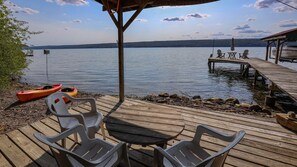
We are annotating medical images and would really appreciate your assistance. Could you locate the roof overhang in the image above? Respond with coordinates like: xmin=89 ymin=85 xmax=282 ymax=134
xmin=261 ymin=28 xmax=297 ymax=42
xmin=95 ymin=0 xmax=218 ymax=12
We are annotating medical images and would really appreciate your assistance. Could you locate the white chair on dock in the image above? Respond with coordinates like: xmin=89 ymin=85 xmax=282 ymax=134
xmin=216 ymin=49 xmax=225 ymax=58
xmin=239 ymin=50 xmax=249 ymax=59
xmin=46 ymin=92 xmax=105 ymax=147
xmin=153 ymin=124 xmax=245 ymax=167
xmin=34 ymin=125 xmax=131 ymax=167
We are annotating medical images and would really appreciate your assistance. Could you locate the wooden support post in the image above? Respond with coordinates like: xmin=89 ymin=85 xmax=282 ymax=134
xmin=123 ymin=0 xmax=148 ymax=32
xmin=208 ymin=61 xmax=211 ymax=71
xmin=242 ymin=65 xmax=250 ymax=77
xmin=265 ymin=41 xmax=270 ymax=61
xmin=275 ymin=39 xmax=281 ymax=64
xmin=212 ymin=62 xmax=215 ymax=72
xmin=253 ymin=70 xmax=258 ymax=87
xmin=265 ymin=96 xmax=275 ymax=107
xmin=240 ymin=64 xmax=244 ymax=72
xmin=118 ymin=7 xmax=124 ymax=102
xmin=269 ymin=83 xmax=276 ymax=96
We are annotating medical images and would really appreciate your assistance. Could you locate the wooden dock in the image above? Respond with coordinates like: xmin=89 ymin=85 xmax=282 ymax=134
xmin=208 ymin=57 xmax=297 ymax=102
xmin=1 ymin=95 xmax=297 ymax=167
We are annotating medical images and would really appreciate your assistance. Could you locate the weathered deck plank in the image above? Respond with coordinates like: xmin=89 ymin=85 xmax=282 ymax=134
xmin=1 ymin=95 xmax=297 ymax=167
xmin=6 ymin=130 xmax=57 ymax=167
xmin=0 ymin=135 xmax=38 ymax=167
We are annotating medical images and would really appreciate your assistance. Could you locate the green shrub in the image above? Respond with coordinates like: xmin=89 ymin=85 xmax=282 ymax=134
xmin=0 ymin=0 xmax=31 ymax=89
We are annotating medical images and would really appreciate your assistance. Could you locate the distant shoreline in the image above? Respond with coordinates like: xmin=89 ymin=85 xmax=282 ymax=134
xmin=27 ymin=38 xmax=266 ymax=50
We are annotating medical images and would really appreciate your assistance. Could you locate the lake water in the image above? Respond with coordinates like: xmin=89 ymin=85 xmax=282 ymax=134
xmin=22 ymin=47 xmax=297 ymax=103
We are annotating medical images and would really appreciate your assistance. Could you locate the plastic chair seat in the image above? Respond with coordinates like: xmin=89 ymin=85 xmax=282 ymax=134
xmin=34 ymin=125 xmax=130 ymax=167
xmin=154 ymin=124 xmax=245 ymax=167
xmin=164 ymin=141 xmax=210 ymax=167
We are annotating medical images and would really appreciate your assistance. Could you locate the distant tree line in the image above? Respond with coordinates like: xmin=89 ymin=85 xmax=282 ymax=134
xmin=29 ymin=38 xmax=266 ymax=50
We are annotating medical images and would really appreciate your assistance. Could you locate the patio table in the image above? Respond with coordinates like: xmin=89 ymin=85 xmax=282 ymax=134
xmin=228 ymin=51 xmax=237 ymax=59
xmin=105 ymin=103 xmax=185 ymax=148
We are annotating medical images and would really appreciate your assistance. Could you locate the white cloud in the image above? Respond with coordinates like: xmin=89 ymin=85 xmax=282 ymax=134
xmin=45 ymin=0 xmax=89 ymax=6
xmin=135 ymin=19 xmax=148 ymax=22
xmin=247 ymin=18 xmax=256 ymax=22
xmin=159 ymin=6 xmax=187 ymax=9
xmin=279 ymin=20 xmax=297 ymax=28
xmin=238 ymin=29 xmax=270 ymax=34
xmin=163 ymin=12 xmax=210 ymax=22
xmin=211 ymin=32 xmax=225 ymax=36
xmin=27 ymin=21 xmax=116 ymax=45
xmin=72 ymin=19 xmax=82 ymax=23
xmin=4 ymin=1 xmax=39 ymax=15
xmin=243 ymin=3 xmax=254 ymax=8
xmin=234 ymin=24 xmax=250 ymax=30
xmin=163 ymin=17 xmax=185 ymax=22
xmin=254 ymin=0 xmax=275 ymax=9
xmin=252 ymin=0 xmax=296 ymax=13
xmin=186 ymin=13 xmax=210 ymax=19
xmin=273 ymin=5 xmax=294 ymax=12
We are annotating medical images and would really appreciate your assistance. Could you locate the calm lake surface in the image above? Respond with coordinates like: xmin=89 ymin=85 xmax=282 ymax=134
xmin=22 ymin=47 xmax=297 ymax=103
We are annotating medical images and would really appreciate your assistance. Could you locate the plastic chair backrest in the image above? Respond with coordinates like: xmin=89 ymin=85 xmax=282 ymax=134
xmin=46 ymin=92 xmax=72 ymax=128
xmin=197 ymin=130 xmax=245 ymax=167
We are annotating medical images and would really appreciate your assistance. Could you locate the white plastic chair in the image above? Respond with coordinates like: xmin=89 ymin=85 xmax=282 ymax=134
xmin=34 ymin=125 xmax=131 ymax=167
xmin=46 ymin=92 xmax=105 ymax=147
xmin=153 ymin=124 xmax=245 ymax=167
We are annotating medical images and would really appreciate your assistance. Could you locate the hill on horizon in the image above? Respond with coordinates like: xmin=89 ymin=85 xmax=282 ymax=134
xmin=28 ymin=38 xmax=266 ymax=50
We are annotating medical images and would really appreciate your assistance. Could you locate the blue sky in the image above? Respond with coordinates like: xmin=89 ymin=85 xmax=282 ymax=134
xmin=4 ymin=0 xmax=297 ymax=45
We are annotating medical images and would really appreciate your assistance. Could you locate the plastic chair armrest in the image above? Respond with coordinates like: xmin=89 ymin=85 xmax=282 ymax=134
xmin=193 ymin=125 xmax=236 ymax=144
xmin=45 ymin=125 xmax=86 ymax=143
xmin=54 ymin=113 xmax=86 ymax=127
xmin=72 ymin=97 xmax=98 ymax=114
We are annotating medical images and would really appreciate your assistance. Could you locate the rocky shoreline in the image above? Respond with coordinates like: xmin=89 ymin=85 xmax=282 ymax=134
xmin=0 ymin=82 xmax=279 ymax=135
xmin=133 ymin=93 xmax=274 ymax=117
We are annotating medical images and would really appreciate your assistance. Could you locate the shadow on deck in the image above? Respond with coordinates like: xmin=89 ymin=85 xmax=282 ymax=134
xmin=1 ymin=95 xmax=297 ymax=167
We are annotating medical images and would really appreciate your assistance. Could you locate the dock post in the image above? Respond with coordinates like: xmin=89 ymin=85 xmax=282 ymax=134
xmin=269 ymin=83 xmax=276 ymax=96
xmin=240 ymin=64 xmax=244 ymax=72
xmin=265 ymin=96 xmax=276 ymax=107
xmin=208 ymin=61 xmax=211 ymax=71
xmin=242 ymin=65 xmax=250 ymax=78
xmin=253 ymin=70 xmax=259 ymax=87
xmin=212 ymin=62 xmax=215 ymax=72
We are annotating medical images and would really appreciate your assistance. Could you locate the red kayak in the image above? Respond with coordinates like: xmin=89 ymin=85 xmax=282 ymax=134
xmin=16 ymin=84 xmax=62 ymax=102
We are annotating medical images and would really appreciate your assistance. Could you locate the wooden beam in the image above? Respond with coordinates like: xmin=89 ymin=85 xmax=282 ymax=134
xmin=118 ymin=6 xmax=124 ymax=102
xmin=101 ymin=0 xmax=119 ymax=28
xmin=275 ymin=39 xmax=281 ymax=64
xmin=262 ymin=35 xmax=286 ymax=41
xmin=253 ymin=70 xmax=259 ymax=87
xmin=102 ymin=0 xmax=153 ymax=11
xmin=265 ymin=41 xmax=269 ymax=61
xmin=123 ymin=0 xmax=149 ymax=32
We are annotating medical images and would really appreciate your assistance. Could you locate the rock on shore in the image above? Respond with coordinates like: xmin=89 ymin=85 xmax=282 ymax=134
xmin=139 ymin=92 xmax=272 ymax=117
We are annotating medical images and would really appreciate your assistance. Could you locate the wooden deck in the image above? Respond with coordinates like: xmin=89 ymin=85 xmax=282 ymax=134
xmin=1 ymin=95 xmax=297 ymax=167
xmin=208 ymin=57 xmax=297 ymax=102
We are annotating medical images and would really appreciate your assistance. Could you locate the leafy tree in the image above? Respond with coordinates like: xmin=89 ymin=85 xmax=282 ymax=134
xmin=0 ymin=0 xmax=32 ymax=89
